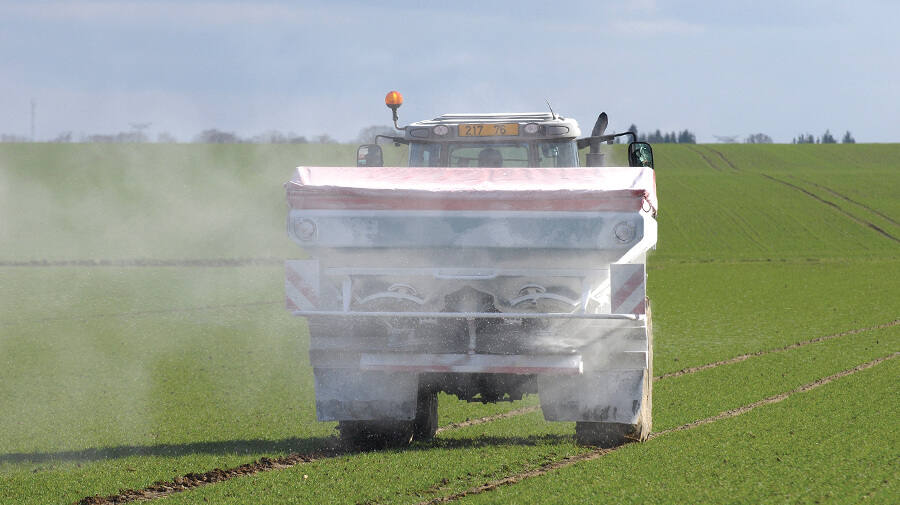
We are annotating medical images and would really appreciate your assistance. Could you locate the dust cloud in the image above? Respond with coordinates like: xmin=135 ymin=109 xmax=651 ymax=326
xmin=0 ymin=143 xmax=316 ymax=459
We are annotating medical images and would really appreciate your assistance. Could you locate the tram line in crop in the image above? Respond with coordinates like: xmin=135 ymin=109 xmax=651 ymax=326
xmin=760 ymin=174 xmax=900 ymax=243
xmin=787 ymin=175 xmax=900 ymax=229
xmin=655 ymin=318 xmax=900 ymax=381
xmin=684 ymin=145 xmax=729 ymax=173
xmin=76 ymin=452 xmax=331 ymax=505
xmin=72 ymin=320 xmax=898 ymax=504
xmin=411 ymin=352 xmax=899 ymax=505
xmin=434 ymin=406 xmax=543 ymax=435
xmin=700 ymin=146 xmax=741 ymax=172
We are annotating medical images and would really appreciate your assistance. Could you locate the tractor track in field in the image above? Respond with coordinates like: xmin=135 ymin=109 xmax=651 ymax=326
xmin=72 ymin=321 xmax=899 ymax=504
xmin=787 ymin=175 xmax=900 ymax=229
xmin=411 ymin=352 xmax=899 ymax=505
xmin=72 ymin=408 xmax=545 ymax=505
xmin=76 ymin=452 xmax=330 ymax=505
xmin=685 ymin=146 xmax=729 ymax=173
xmin=692 ymin=149 xmax=900 ymax=241
xmin=434 ymin=405 xmax=542 ymax=434
xmin=655 ymin=319 xmax=900 ymax=381
xmin=0 ymin=258 xmax=284 ymax=268
xmin=701 ymin=146 xmax=741 ymax=172
xmin=760 ymin=174 xmax=900 ymax=243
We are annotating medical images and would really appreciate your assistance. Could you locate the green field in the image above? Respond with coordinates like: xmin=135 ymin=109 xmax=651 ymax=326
xmin=1 ymin=143 xmax=897 ymax=504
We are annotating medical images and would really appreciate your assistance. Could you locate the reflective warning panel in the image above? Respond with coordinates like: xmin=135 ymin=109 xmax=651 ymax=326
xmin=610 ymin=263 xmax=646 ymax=315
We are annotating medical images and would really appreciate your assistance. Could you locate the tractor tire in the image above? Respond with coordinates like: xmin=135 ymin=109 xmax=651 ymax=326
xmin=574 ymin=369 xmax=651 ymax=447
xmin=338 ymin=420 xmax=414 ymax=451
xmin=575 ymin=300 xmax=653 ymax=448
xmin=413 ymin=389 xmax=439 ymax=441
xmin=574 ymin=418 xmax=649 ymax=448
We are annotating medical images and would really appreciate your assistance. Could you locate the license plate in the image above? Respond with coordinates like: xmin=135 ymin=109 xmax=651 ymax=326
xmin=458 ymin=123 xmax=519 ymax=137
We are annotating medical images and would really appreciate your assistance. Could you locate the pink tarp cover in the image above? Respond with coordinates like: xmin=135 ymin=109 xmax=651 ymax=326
xmin=286 ymin=166 xmax=657 ymax=214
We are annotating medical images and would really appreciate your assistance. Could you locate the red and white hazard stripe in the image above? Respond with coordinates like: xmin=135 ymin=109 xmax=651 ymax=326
xmin=285 ymin=260 xmax=320 ymax=312
xmin=610 ymin=263 xmax=646 ymax=315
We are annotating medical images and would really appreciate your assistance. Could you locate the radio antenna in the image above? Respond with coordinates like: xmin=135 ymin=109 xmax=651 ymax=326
xmin=545 ymin=99 xmax=557 ymax=119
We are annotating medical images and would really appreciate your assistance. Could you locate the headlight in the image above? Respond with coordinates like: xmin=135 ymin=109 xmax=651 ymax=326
xmin=433 ymin=125 xmax=450 ymax=136
xmin=523 ymin=123 xmax=541 ymax=134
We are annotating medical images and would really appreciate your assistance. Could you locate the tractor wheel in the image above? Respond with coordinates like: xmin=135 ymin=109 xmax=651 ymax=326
xmin=576 ymin=300 xmax=653 ymax=448
xmin=413 ymin=389 xmax=439 ymax=441
xmin=574 ymin=371 xmax=651 ymax=447
xmin=338 ymin=420 xmax=414 ymax=451
xmin=574 ymin=419 xmax=648 ymax=448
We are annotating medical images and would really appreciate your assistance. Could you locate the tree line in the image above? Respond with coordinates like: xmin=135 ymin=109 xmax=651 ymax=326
xmin=792 ymin=130 xmax=855 ymax=144
xmin=627 ymin=127 xmax=856 ymax=145
xmin=0 ymin=125 xmax=859 ymax=144
xmin=626 ymin=125 xmax=697 ymax=144
xmin=0 ymin=129 xmax=340 ymax=144
xmin=0 ymin=125 xmax=402 ymax=144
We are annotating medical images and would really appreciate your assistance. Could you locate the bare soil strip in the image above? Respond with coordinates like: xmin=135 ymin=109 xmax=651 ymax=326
xmin=655 ymin=319 xmax=900 ymax=381
xmin=0 ymin=258 xmax=283 ymax=268
xmin=413 ymin=352 xmax=899 ymax=505
xmin=760 ymin=174 xmax=900 ymax=243
xmin=75 ymin=451 xmax=338 ymax=505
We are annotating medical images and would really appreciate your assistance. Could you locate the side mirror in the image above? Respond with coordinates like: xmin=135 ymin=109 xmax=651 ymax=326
xmin=628 ymin=142 xmax=654 ymax=169
xmin=357 ymin=144 xmax=383 ymax=167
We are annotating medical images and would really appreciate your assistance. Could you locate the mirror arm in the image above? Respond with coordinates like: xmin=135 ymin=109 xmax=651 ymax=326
xmin=576 ymin=131 xmax=636 ymax=150
xmin=619 ymin=131 xmax=637 ymax=144
xmin=375 ymin=134 xmax=409 ymax=146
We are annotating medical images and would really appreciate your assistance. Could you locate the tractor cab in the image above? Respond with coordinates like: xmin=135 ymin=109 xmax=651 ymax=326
xmin=357 ymin=91 xmax=653 ymax=170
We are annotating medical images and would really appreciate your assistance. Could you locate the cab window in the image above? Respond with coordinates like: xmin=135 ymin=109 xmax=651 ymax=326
xmin=537 ymin=140 xmax=579 ymax=167
xmin=448 ymin=143 xmax=530 ymax=168
xmin=409 ymin=143 xmax=442 ymax=167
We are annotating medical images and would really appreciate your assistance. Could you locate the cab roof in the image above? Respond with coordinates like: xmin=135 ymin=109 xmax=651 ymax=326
xmin=403 ymin=113 xmax=582 ymax=142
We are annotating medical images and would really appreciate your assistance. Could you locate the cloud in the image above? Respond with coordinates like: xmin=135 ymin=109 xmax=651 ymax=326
xmin=5 ymin=1 xmax=310 ymax=27
xmin=608 ymin=19 xmax=705 ymax=37
xmin=2 ymin=0 xmax=898 ymax=143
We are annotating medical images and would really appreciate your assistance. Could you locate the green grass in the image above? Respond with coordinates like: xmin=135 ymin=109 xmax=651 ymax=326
xmin=653 ymin=324 xmax=899 ymax=432
xmin=0 ymin=143 xmax=898 ymax=504
xmin=462 ymin=357 xmax=899 ymax=505
xmin=649 ymin=258 xmax=900 ymax=375
xmin=162 ymin=412 xmax=585 ymax=504
xmin=652 ymin=144 xmax=900 ymax=261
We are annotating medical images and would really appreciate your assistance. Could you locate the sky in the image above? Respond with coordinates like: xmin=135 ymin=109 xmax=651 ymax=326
xmin=1 ymin=0 xmax=898 ymax=144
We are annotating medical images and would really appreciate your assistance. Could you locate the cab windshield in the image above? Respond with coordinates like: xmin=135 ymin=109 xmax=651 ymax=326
xmin=448 ymin=143 xmax=529 ymax=168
